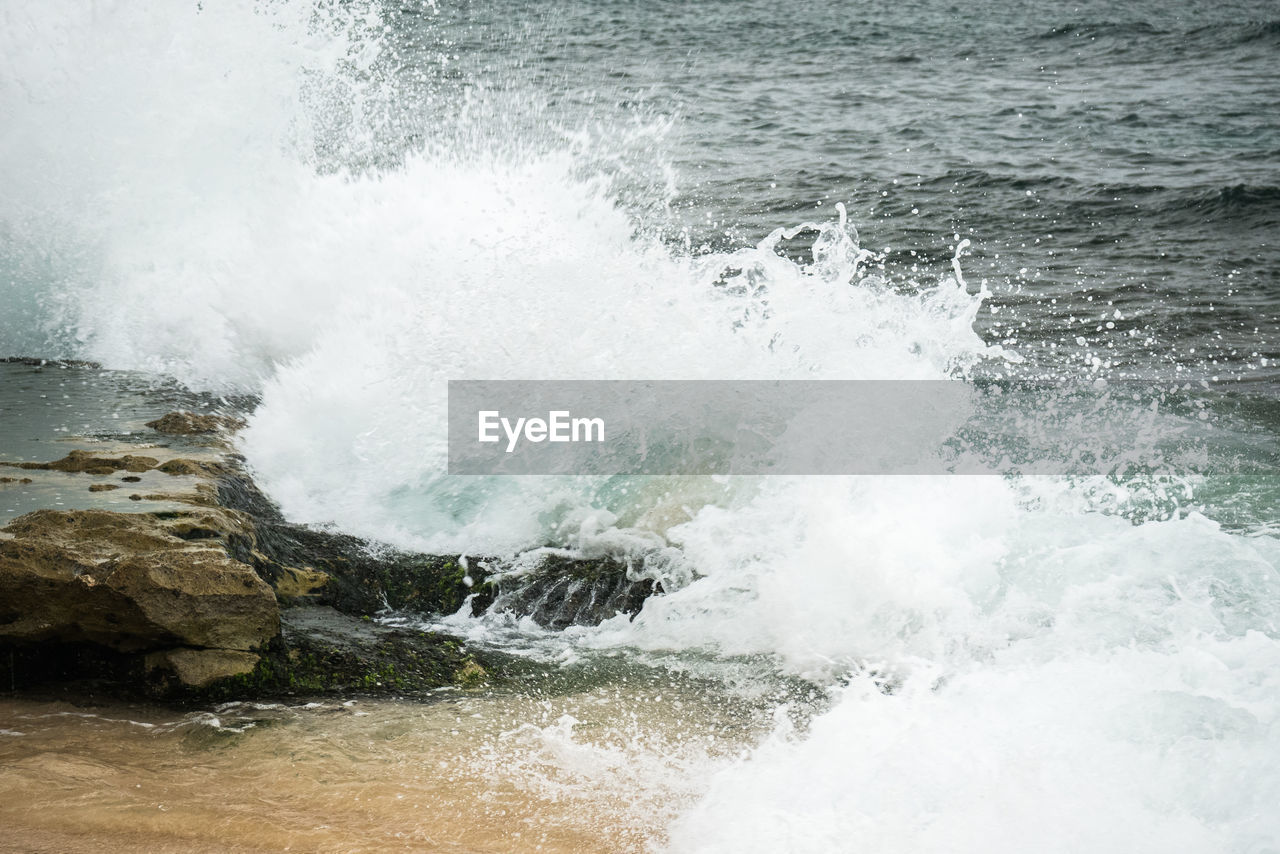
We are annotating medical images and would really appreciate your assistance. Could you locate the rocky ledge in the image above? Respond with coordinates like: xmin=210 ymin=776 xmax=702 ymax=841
xmin=0 ymin=412 xmax=659 ymax=702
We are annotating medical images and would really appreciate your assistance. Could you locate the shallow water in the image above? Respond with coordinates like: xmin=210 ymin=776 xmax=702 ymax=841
xmin=0 ymin=361 xmax=240 ymax=525
xmin=0 ymin=665 xmax=784 ymax=854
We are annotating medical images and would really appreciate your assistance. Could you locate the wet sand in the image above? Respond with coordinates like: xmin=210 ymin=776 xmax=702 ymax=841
xmin=0 ymin=673 xmax=771 ymax=853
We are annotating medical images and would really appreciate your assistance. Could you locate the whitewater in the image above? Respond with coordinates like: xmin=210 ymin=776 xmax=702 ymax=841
xmin=2 ymin=1 xmax=1278 ymax=851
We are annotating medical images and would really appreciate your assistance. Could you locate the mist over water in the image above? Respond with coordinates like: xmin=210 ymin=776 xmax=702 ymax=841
xmin=2 ymin=1 xmax=1279 ymax=851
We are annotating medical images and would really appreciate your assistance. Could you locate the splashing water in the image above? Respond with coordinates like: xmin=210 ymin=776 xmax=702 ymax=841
xmin=2 ymin=2 xmax=1278 ymax=852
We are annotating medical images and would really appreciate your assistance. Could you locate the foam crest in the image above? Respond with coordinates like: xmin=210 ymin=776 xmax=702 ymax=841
xmin=3 ymin=3 xmax=998 ymax=554
xmin=651 ymin=498 xmax=1280 ymax=852
xmin=0 ymin=0 xmax=387 ymax=370
xmin=236 ymin=179 xmax=995 ymax=551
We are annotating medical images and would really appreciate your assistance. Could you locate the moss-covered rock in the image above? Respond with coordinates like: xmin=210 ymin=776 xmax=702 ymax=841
xmin=2 ymin=450 xmax=159 ymax=475
xmin=1 ymin=607 xmax=502 ymax=703
xmin=214 ymin=472 xmax=658 ymax=628
xmin=156 ymin=458 xmax=222 ymax=476
xmin=216 ymin=472 xmax=495 ymax=617
xmin=145 ymin=411 xmax=246 ymax=435
xmin=189 ymin=607 xmax=495 ymax=701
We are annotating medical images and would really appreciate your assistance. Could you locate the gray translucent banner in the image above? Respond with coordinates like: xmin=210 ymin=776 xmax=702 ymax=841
xmin=447 ymin=380 xmax=1279 ymax=476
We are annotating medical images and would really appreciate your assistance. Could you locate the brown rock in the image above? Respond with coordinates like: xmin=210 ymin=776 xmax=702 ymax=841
xmin=3 ymin=450 xmax=157 ymax=474
xmin=0 ymin=509 xmax=278 ymax=660
xmin=145 ymin=411 xmax=245 ymax=435
xmin=144 ymin=648 xmax=259 ymax=689
xmin=157 ymin=458 xmax=217 ymax=476
xmin=88 ymin=483 xmax=119 ymax=492
xmin=272 ymin=565 xmax=330 ymax=600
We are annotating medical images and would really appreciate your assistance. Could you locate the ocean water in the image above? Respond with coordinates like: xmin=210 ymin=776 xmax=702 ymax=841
xmin=2 ymin=1 xmax=1279 ymax=851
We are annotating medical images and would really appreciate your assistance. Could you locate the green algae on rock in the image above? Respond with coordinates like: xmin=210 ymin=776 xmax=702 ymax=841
xmin=146 ymin=411 xmax=246 ymax=436
xmin=2 ymin=449 xmax=160 ymax=475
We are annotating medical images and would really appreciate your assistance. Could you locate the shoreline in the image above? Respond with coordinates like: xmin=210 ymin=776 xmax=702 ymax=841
xmin=0 ymin=360 xmax=745 ymax=852
xmin=0 ymin=358 xmax=656 ymax=706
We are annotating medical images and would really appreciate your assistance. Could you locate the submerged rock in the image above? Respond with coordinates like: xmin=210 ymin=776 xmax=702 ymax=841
xmin=0 ymin=356 xmax=102 ymax=369
xmin=146 ymin=411 xmax=245 ymax=435
xmin=3 ymin=450 xmax=159 ymax=475
xmin=255 ymin=606 xmax=490 ymax=697
xmin=156 ymin=458 xmax=219 ymax=476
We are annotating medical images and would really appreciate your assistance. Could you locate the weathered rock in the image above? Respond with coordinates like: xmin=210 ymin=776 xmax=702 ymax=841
xmin=87 ymin=483 xmax=119 ymax=492
xmin=216 ymin=472 xmax=493 ymax=617
xmin=142 ymin=607 xmax=500 ymax=701
xmin=146 ymin=411 xmax=245 ymax=435
xmin=0 ymin=509 xmax=277 ymax=656
xmin=145 ymin=648 xmax=259 ymax=689
xmin=216 ymin=471 xmax=660 ymax=627
xmin=269 ymin=606 xmax=491 ymax=694
xmin=0 ymin=356 xmax=102 ymax=369
xmin=0 ymin=462 xmax=509 ymax=700
xmin=0 ymin=425 xmax=660 ymax=702
xmin=157 ymin=458 xmax=220 ymax=476
xmin=272 ymin=565 xmax=331 ymax=600
xmin=486 ymin=552 xmax=658 ymax=630
xmin=2 ymin=450 xmax=158 ymax=475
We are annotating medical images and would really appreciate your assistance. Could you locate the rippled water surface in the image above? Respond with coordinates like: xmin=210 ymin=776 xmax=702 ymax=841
xmin=0 ymin=675 xmax=768 ymax=853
